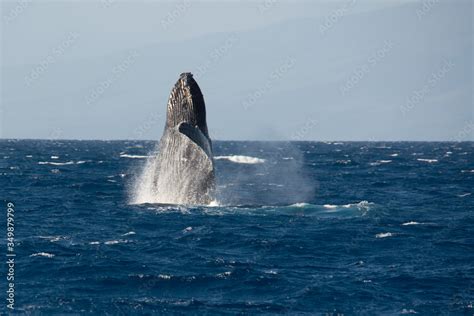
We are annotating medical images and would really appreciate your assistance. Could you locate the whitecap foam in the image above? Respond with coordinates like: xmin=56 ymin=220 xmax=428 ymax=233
xmin=216 ymin=271 xmax=232 ymax=278
xmin=417 ymin=158 xmax=438 ymax=163
xmin=104 ymin=239 xmax=130 ymax=245
xmin=51 ymin=156 xmax=59 ymax=159
xmin=390 ymin=153 xmax=399 ymax=157
xmin=214 ymin=155 xmax=265 ymax=164
xmin=401 ymin=309 xmax=418 ymax=314
xmin=38 ymin=161 xmax=74 ymax=166
xmin=376 ymin=232 xmax=394 ymax=238
xmin=336 ymin=160 xmax=351 ymax=165
xmin=120 ymin=154 xmax=150 ymax=159
xmin=30 ymin=252 xmax=55 ymax=258
xmin=343 ymin=201 xmax=374 ymax=210
xmin=122 ymin=231 xmax=136 ymax=236
xmin=38 ymin=236 xmax=64 ymax=242
xmin=323 ymin=204 xmax=338 ymax=209
xmin=369 ymin=160 xmax=392 ymax=166
xmin=402 ymin=221 xmax=421 ymax=226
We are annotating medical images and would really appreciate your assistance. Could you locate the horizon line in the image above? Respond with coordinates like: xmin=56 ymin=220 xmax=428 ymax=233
xmin=0 ymin=138 xmax=472 ymax=143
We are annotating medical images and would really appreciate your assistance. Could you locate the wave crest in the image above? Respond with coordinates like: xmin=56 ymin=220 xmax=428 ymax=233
xmin=214 ymin=155 xmax=265 ymax=164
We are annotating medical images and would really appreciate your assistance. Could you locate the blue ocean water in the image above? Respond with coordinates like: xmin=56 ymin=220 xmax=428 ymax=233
xmin=1 ymin=140 xmax=473 ymax=315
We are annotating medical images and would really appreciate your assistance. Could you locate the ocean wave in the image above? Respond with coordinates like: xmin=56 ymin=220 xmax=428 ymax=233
xmin=140 ymin=201 xmax=375 ymax=218
xmin=369 ymin=160 xmax=392 ymax=166
xmin=38 ymin=235 xmax=64 ymax=242
xmin=30 ymin=252 xmax=55 ymax=258
xmin=216 ymin=271 xmax=232 ymax=279
xmin=38 ymin=161 xmax=74 ymax=166
xmin=120 ymin=154 xmax=150 ymax=159
xmin=417 ymin=158 xmax=438 ymax=163
xmin=291 ymin=202 xmax=310 ymax=208
xmin=343 ymin=201 xmax=374 ymax=209
xmin=214 ymin=155 xmax=266 ymax=164
xmin=402 ymin=221 xmax=421 ymax=226
xmin=376 ymin=232 xmax=394 ymax=238
xmin=104 ymin=239 xmax=131 ymax=245
xmin=336 ymin=160 xmax=351 ymax=165
xmin=268 ymin=183 xmax=284 ymax=187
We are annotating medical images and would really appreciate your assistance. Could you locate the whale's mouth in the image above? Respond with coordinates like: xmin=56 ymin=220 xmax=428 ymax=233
xmin=165 ymin=72 xmax=209 ymax=138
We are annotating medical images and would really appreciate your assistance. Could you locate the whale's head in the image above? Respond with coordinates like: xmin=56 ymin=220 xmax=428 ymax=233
xmin=165 ymin=72 xmax=209 ymax=138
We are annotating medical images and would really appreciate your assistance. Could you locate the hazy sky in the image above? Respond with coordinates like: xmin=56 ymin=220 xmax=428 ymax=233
xmin=1 ymin=0 xmax=472 ymax=140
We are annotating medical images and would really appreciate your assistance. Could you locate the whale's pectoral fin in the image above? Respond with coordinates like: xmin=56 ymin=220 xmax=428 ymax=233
xmin=177 ymin=122 xmax=213 ymax=159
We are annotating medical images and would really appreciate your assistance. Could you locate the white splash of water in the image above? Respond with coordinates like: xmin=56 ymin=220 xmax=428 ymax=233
xmin=131 ymin=134 xmax=214 ymax=205
xmin=131 ymin=150 xmax=162 ymax=204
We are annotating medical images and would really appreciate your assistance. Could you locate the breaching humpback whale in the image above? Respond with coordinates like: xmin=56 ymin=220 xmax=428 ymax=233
xmin=152 ymin=72 xmax=215 ymax=205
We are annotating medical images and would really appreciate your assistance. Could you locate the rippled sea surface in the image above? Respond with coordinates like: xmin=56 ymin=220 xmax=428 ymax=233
xmin=1 ymin=140 xmax=473 ymax=315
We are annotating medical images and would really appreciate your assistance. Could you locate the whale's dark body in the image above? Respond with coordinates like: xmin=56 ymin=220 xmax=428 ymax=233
xmin=154 ymin=73 xmax=215 ymax=205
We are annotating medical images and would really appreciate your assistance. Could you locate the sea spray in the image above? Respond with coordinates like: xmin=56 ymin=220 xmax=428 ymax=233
xmin=131 ymin=132 xmax=215 ymax=205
